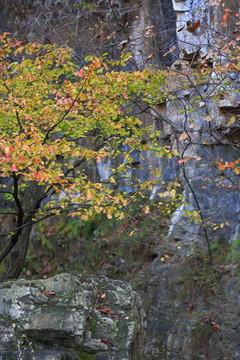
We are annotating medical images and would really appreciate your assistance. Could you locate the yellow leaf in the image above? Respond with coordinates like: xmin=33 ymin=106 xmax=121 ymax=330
xmin=170 ymin=189 xmax=176 ymax=197
xmin=172 ymin=149 xmax=179 ymax=156
xmin=53 ymin=185 xmax=60 ymax=193
xmin=205 ymin=115 xmax=212 ymax=122
xmin=179 ymin=133 xmax=188 ymax=141
xmin=109 ymin=177 xmax=116 ymax=183
xmin=144 ymin=205 xmax=150 ymax=214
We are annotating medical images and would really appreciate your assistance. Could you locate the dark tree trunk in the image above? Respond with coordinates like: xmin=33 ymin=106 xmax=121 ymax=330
xmin=0 ymin=225 xmax=33 ymax=281
xmin=0 ymin=182 xmax=46 ymax=282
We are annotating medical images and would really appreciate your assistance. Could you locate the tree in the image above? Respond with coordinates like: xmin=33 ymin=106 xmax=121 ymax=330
xmin=0 ymin=33 xmax=169 ymax=280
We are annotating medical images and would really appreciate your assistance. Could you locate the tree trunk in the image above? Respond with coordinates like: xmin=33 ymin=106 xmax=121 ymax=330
xmin=0 ymin=225 xmax=33 ymax=281
xmin=0 ymin=182 xmax=46 ymax=282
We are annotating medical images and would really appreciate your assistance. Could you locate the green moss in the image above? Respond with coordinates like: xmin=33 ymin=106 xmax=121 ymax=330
xmin=87 ymin=318 xmax=96 ymax=335
xmin=192 ymin=322 xmax=212 ymax=342
xmin=77 ymin=352 xmax=97 ymax=360
xmin=191 ymin=321 xmax=213 ymax=357
xmin=175 ymin=255 xmax=222 ymax=298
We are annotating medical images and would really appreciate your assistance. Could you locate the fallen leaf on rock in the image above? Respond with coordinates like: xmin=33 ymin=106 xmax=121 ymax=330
xmin=94 ymin=306 xmax=123 ymax=319
xmin=146 ymin=53 xmax=154 ymax=60
xmin=117 ymin=40 xmax=128 ymax=51
xmin=38 ymin=289 xmax=55 ymax=297
xmin=141 ymin=263 xmax=150 ymax=269
xmin=100 ymin=339 xmax=115 ymax=347
xmin=97 ymin=290 xmax=106 ymax=301
xmin=43 ymin=291 xmax=55 ymax=297
xmin=187 ymin=20 xmax=201 ymax=32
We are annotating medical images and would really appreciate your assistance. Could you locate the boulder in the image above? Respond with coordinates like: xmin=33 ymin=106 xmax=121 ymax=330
xmin=0 ymin=273 xmax=145 ymax=360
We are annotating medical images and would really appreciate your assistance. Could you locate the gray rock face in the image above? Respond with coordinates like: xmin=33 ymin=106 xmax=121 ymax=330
xmin=131 ymin=259 xmax=240 ymax=360
xmin=127 ymin=0 xmax=240 ymax=250
xmin=0 ymin=273 xmax=145 ymax=360
xmin=128 ymin=0 xmax=240 ymax=359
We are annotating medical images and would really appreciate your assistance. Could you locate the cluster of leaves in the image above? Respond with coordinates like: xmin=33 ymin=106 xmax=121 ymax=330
xmin=0 ymin=33 xmax=180 ymax=278
xmin=1 ymin=1 xmax=239 ymax=278
xmin=23 ymin=195 xmax=181 ymax=279
xmin=0 ymin=33 xmax=169 ymax=219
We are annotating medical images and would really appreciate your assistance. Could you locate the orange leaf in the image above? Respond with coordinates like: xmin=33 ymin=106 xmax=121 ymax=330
xmin=86 ymin=189 xmax=92 ymax=200
xmin=178 ymin=157 xmax=191 ymax=164
xmin=33 ymin=158 xmax=40 ymax=165
xmin=221 ymin=12 xmax=230 ymax=23
xmin=5 ymin=147 xmax=11 ymax=159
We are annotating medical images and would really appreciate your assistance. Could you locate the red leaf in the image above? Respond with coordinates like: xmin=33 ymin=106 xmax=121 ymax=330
xmin=141 ymin=263 xmax=150 ymax=269
xmin=38 ymin=289 xmax=55 ymax=297
xmin=96 ymin=307 xmax=112 ymax=313
xmin=212 ymin=324 xmax=221 ymax=330
xmin=76 ymin=69 xmax=84 ymax=77
xmin=100 ymin=339 xmax=114 ymax=347
xmin=202 ymin=315 xmax=210 ymax=322
xmin=11 ymin=164 xmax=17 ymax=172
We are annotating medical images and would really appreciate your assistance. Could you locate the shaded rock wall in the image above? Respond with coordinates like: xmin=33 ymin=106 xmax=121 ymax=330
xmin=132 ymin=258 xmax=240 ymax=360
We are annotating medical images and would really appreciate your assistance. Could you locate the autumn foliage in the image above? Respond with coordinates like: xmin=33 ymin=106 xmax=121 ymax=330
xmin=0 ymin=33 xmax=171 ymax=278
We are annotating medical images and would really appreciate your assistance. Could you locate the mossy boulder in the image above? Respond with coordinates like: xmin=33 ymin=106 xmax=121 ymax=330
xmin=0 ymin=273 xmax=145 ymax=360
